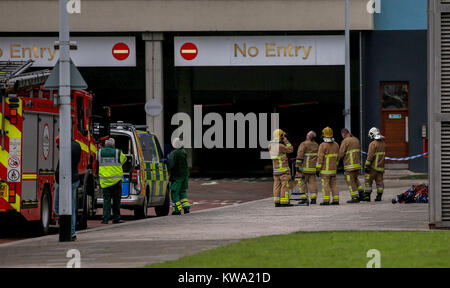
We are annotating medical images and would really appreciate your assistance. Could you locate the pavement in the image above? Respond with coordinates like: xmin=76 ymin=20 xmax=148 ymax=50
xmin=0 ymin=173 xmax=430 ymax=268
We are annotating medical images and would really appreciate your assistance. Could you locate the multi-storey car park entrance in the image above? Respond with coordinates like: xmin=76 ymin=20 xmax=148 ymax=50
xmin=165 ymin=33 xmax=362 ymax=176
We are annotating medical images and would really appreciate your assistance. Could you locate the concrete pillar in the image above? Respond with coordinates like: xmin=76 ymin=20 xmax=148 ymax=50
xmin=177 ymin=67 xmax=193 ymax=167
xmin=143 ymin=32 xmax=164 ymax=151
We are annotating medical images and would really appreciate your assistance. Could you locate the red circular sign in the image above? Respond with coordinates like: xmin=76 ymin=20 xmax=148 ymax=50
xmin=112 ymin=42 xmax=130 ymax=61
xmin=180 ymin=43 xmax=198 ymax=61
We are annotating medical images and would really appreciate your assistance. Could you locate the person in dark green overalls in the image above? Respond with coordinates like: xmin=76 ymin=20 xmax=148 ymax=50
xmin=168 ymin=137 xmax=190 ymax=215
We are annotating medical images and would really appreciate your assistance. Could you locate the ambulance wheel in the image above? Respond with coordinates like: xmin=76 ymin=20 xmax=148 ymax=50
xmin=155 ymin=185 xmax=170 ymax=217
xmin=134 ymin=195 xmax=148 ymax=219
xmin=40 ymin=191 xmax=51 ymax=235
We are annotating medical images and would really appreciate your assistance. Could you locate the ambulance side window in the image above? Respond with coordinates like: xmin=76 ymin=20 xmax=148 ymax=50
xmin=139 ymin=134 xmax=158 ymax=162
xmin=153 ymin=136 xmax=164 ymax=161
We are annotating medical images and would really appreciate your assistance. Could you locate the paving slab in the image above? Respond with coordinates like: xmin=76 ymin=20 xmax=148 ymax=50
xmin=0 ymin=178 xmax=429 ymax=268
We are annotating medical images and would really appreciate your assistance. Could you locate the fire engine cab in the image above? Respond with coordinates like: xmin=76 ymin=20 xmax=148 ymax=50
xmin=0 ymin=60 xmax=102 ymax=234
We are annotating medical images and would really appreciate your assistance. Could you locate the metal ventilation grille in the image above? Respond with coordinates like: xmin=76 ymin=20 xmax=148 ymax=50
xmin=442 ymin=123 xmax=450 ymax=220
xmin=442 ymin=14 xmax=450 ymax=113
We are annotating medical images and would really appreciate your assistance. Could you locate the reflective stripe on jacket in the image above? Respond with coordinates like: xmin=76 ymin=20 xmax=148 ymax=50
xmin=339 ymin=135 xmax=361 ymax=171
xmin=269 ymin=141 xmax=294 ymax=175
xmin=316 ymin=141 xmax=339 ymax=175
xmin=365 ymin=139 xmax=386 ymax=172
xmin=98 ymin=145 xmax=127 ymax=188
xmin=296 ymin=139 xmax=318 ymax=174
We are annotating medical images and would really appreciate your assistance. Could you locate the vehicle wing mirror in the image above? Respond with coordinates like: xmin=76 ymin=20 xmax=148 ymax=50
xmin=91 ymin=115 xmax=110 ymax=142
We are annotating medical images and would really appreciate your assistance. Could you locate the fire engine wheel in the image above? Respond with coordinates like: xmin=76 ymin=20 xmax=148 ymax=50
xmin=40 ymin=191 xmax=51 ymax=235
xmin=155 ymin=185 xmax=170 ymax=217
xmin=134 ymin=195 xmax=148 ymax=219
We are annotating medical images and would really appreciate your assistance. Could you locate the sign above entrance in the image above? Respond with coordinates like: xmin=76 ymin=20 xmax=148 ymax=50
xmin=174 ymin=36 xmax=345 ymax=66
xmin=0 ymin=37 xmax=136 ymax=67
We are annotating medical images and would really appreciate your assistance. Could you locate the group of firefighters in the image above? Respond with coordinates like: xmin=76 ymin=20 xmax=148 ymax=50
xmin=268 ymin=126 xmax=386 ymax=206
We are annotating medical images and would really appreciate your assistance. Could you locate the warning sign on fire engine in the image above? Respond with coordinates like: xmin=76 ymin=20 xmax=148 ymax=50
xmin=7 ymin=154 xmax=21 ymax=183
xmin=9 ymin=138 xmax=21 ymax=156
xmin=7 ymin=169 xmax=20 ymax=182
xmin=8 ymin=156 xmax=20 ymax=169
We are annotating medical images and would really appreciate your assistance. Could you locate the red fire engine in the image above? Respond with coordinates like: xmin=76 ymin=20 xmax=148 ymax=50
xmin=0 ymin=60 xmax=103 ymax=234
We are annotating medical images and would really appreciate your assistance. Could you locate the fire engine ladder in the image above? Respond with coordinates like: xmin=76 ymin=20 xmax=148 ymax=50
xmin=0 ymin=60 xmax=51 ymax=150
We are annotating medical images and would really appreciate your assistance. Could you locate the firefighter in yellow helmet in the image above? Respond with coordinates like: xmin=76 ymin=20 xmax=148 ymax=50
xmin=295 ymin=130 xmax=319 ymax=205
xmin=268 ymin=129 xmax=294 ymax=207
xmin=316 ymin=127 xmax=340 ymax=205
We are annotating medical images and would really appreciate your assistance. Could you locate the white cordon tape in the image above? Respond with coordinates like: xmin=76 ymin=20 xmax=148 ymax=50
xmin=361 ymin=151 xmax=429 ymax=161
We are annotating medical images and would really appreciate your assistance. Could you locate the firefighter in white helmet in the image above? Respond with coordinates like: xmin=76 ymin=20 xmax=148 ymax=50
xmin=268 ymin=129 xmax=294 ymax=207
xmin=362 ymin=127 xmax=386 ymax=202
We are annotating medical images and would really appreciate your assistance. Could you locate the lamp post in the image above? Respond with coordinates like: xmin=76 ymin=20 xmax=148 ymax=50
xmin=58 ymin=0 xmax=73 ymax=242
xmin=344 ymin=0 xmax=351 ymax=130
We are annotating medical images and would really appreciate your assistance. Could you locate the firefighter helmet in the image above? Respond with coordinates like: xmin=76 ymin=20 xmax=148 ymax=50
xmin=322 ymin=127 xmax=333 ymax=138
xmin=369 ymin=127 xmax=382 ymax=140
xmin=273 ymin=129 xmax=286 ymax=140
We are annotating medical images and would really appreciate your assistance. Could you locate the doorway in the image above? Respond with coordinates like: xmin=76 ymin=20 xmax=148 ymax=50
xmin=380 ymin=82 xmax=409 ymax=169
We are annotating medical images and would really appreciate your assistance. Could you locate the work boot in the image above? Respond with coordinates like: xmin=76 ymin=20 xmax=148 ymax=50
xmin=310 ymin=199 xmax=317 ymax=205
xmin=358 ymin=190 xmax=365 ymax=201
xmin=361 ymin=192 xmax=371 ymax=202
xmin=274 ymin=203 xmax=281 ymax=207
xmin=172 ymin=211 xmax=182 ymax=215
xmin=347 ymin=198 xmax=360 ymax=204
xmin=298 ymin=199 xmax=309 ymax=205
xmin=330 ymin=201 xmax=340 ymax=205
xmin=184 ymin=207 xmax=190 ymax=214
xmin=320 ymin=202 xmax=330 ymax=206
xmin=375 ymin=193 xmax=383 ymax=202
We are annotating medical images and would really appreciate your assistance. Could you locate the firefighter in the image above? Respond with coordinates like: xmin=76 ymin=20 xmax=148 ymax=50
xmin=168 ymin=137 xmax=191 ymax=215
xmin=98 ymin=138 xmax=127 ymax=224
xmin=316 ymin=127 xmax=340 ymax=205
xmin=339 ymin=128 xmax=363 ymax=203
xmin=268 ymin=129 xmax=294 ymax=207
xmin=362 ymin=127 xmax=386 ymax=202
xmin=295 ymin=131 xmax=319 ymax=205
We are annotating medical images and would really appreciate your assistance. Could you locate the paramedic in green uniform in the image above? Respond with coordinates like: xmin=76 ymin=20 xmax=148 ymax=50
xmin=168 ymin=137 xmax=190 ymax=215
xmin=98 ymin=138 xmax=127 ymax=224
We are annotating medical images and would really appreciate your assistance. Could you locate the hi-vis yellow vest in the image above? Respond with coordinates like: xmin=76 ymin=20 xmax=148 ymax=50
xmin=98 ymin=147 xmax=126 ymax=188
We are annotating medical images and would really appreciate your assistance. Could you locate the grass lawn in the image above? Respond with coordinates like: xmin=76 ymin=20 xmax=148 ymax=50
xmin=147 ymin=231 xmax=450 ymax=268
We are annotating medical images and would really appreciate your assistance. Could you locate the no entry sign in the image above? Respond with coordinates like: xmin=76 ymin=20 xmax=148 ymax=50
xmin=112 ymin=42 xmax=130 ymax=61
xmin=180 ymin=43 xmax=198 ymax=60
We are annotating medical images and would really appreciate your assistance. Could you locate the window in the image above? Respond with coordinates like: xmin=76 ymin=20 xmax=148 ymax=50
xmin=381 ymin=82 xmax=409 ymax=110
xmin=153 ymin=135 xmax=165 ymax=160
xmin=138 ymin=133 xmax=158 ymax=162
xmin=76 ymin=96 xmax=87 ymax=136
